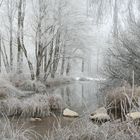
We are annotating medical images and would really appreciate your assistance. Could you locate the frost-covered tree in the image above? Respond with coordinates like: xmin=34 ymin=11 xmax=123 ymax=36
xmin=0 ymin=0 xmax=97 ymax=81
xmin=6 ymin=0 xmax=16 ymax=71
xmin=31 ymin=0 xmax=94 ymax=80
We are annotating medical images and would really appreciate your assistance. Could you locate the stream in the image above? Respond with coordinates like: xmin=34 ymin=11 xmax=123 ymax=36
xmin=9 ymin=81 xmax=104 ymax=136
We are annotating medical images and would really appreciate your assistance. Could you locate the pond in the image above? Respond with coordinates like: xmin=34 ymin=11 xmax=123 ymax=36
xmin=10 ymin=81 xmax=104 ymax=137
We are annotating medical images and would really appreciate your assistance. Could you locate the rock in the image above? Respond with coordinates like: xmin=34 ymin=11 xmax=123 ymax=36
xmin=90 ymin=113 xmax=110 ymax=122
xmin=35 ymin=118 xmax=42 ymax=121
xmin=30 ymin=118 xmax=36 ymax=122
xmin=63 ymin=108 xmax=79 ymax=117
xmin=90 ymin=107 xmax=110 ymax=122
xmin=30 ymin=118 xmax=42 ymax=122
xmin=127 ymin=112 xmax=140 ymax=120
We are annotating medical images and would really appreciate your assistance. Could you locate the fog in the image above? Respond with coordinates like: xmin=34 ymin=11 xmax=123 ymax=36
xmin=0 ymin=0 xmax=140 ymax=139
xmin=0 ymin=0 xmax=110 ymax=78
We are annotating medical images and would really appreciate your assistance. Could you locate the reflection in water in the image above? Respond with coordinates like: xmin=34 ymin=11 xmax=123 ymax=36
xmin=48 ymin=81 xmax=102 ymax=113
xmin=11 ymin=81 xmax=104 ymax=137
xmin=66 ymin=87 xmax=71 ymax=107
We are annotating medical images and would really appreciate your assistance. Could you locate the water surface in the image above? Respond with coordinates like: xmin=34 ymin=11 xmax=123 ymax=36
xmin=12 ymin=81 xmax=103 ymax=136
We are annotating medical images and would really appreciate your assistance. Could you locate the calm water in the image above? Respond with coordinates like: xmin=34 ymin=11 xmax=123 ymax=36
xmin=47 ymin=81 xmax=103 ymax=113
xmin=11 ymin=81 xmax=104 ymax=136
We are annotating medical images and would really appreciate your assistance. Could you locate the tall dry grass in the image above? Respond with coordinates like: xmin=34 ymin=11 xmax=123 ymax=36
xmin=0 ymin=94 xmax=64 ymax=118
xmin=0 ymin=114 xmax=139 ymax=140
xmin=0 ymin=115 xmax=41 ymax=140
xmin=105 ymin=85 xmax=139 ymax=120
xmin=43 ymin=116 xmax=140 ymax=140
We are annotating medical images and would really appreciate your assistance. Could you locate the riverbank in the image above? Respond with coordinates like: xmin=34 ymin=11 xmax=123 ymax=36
xmin=1 ymin=74 xmax=140 ymax=140
xmin=0 ymin=74 xmax=99 ymax=118
xmin=0 ymin=114 xmax=140 ymax=140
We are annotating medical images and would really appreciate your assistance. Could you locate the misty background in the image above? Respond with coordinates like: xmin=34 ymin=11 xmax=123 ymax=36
xmin=0 ymin=0 xmax=110 ymax=78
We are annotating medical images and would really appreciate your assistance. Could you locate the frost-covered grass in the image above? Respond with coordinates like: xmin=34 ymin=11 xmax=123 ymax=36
xmin=0 ymin=95 xmax=50 ymax=117
xmin=43 ymin=117 xmax=140 ymax=140
xmin=0 ymin=115 xmax=41 ymax=140
xmin=0 ymin=78 xmax=24 ymax=99
xmin=48 ymin=94 xmax=65 ymax=111
xmin=0 ymin=94 xmax=64 ymax=117
xmin=1 ymin=74 xmax=140 ymax=139
xmin=0 ymin=76 xmax=65 ymax=117
xmin=21 ymin=94 xmax=50 ymax=117
xmin=0 ymin=108 xmax=140 ymax=140
xmin=0 ymin=115 xmax=139 ymax=140
xmin=19 ymin=80 xmax=47 ymax=93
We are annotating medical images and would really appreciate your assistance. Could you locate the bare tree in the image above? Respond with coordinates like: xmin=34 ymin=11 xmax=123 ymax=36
xmin=60 ymin=43 xmax=66 ymax=75
xmin=0 ymin=34 xmax=1 ymax=73
xmin=6 ymin=0 xmax=16 ymax=71
xmin=17 ymin=0 xmax=24 ymax=74
xmin=33 ymin=0 xmax=53 ymax=80
xmin=16 ymin=0 xmax=35 ymax=79
xmin=104 ymin=2 xmax=140 ymax=85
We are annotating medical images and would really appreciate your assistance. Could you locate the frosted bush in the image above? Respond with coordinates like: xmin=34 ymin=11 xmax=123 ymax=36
xmin=48 ymin=94 xmax=65 ymax=111
xmin=19 ymin=80 xmax=46 ymax=93
xmin=0 ymin=94 xmax=50 ymax=117
xmin=19 ymin=80 xmax=35 ymax=91
xmin=35 ymin=81 xmax=47 ymax=93
xmin=0 ymin=93 xmax=66 ymax=118
xmin=0 ymin=98 xmax=22 ymax=116
xmin=22 ymin=94 xmax=50 ymax=117
xmin=0 ymin=79 xmax=24 ymax=98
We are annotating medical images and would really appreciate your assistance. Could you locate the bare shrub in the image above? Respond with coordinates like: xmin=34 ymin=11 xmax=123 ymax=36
xmin=103 ymin=120 xmax=140 ymax=140
xmin=106 ymin=86 xmax=139 ymax=119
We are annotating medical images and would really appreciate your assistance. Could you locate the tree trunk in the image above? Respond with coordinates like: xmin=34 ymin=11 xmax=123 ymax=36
xmin=81 ymin=58 xmax=84 ymax=73
xmin=2 ymin=39 xmax=10 ymax=72
xmin=60 ymin=44 xmax=66 ymax=75
xmin=44 ymin=47 xmax=47 ymax=73
xmin=17 ymin=0 xmax=23 ymax=74
xmin=0 ymin=35 xmax=1 ymax=72
xmin=44 ymin=39 xmax=54 ymax=80
xmin=66 ymin=57 xmax=71 ymax=76
xmin=113 ymin=0 xmax=118 ymax=38
xmin=17 ymin=0 xmax=35 ymax=80
xmin=35 ymin=4 xmax=42 ymax=80
xmin=1 ymin=40 xmax=10 ymax=73
xmin=9 ymin=21 xmax=13 ymax=71
xmin=51 ymin=31 xmax=60 ymax=78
